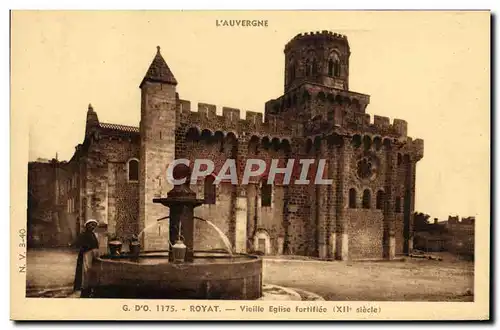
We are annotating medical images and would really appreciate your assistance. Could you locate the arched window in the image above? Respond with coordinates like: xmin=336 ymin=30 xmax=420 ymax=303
xmin=376 ymin=190 xmax=385 ymax=210
xmin=305 ymin=59 xmax=310 ymax=77
xmin=362 ymin=189 xmax=371 ymax=209
xmin=334 ymin=61 xmax=341 ymax=77
xmin=363 ymin=135 xmax=372 ymax=151
xmin=395 ymin=197 xmax=401 ymax=213
xmin=373 ymin=137 xmax=382 ymax=151
xmin=328 ymin=53 xmax=341 ymax=77
xmin=128 ymin=159 xmax=139 ymax=182
xmin=261 ymin=182 xmax=272 ymax=207
xmin=349 ymin=188 xmax=357 ymax=208
xmin=312 ymin=59 xmax=318 ymax=75
xmin=204 ymin=175 xmax=216 ymax=204
xmin=351 ymin=135 xmax=362 ymax=149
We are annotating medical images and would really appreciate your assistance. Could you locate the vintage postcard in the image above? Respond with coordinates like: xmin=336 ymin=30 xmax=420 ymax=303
xmin=10 ymin=10 xmax=490 ymax=320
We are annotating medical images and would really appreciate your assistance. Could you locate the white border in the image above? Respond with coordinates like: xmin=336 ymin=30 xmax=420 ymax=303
xmin=3 ymin=1 xmax=497 ymax=329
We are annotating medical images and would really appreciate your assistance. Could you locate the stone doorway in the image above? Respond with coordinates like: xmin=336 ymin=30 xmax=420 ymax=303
xmin=258 ymin=238 xmax=266 ymax=253
xmin=253 ymin=229 xmax=271 ymax=255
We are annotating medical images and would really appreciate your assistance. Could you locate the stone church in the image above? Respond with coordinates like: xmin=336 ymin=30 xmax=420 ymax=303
xmin=28 ymin=31 xmax=424 ymax=260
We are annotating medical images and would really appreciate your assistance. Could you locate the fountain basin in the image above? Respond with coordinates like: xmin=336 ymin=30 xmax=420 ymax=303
xmin=88 ymin=251 xmax=263 ymax=300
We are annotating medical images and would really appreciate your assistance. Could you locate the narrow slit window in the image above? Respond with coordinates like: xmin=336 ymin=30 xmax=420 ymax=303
xmin=349 ymin=188 xmax=357 ymax=208
xmin=261 ymin=182 xmax=272 ymax=207
xmin=204 ymin=175 xmax=216 ymax=205
xmin=362 ymin=189 xmax=371 ymax=209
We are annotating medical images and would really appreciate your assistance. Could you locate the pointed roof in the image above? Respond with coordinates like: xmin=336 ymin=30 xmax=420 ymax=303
xmin=140 ymin=46 xmax=177 ymax=87
xmin=86 ymin=103 xmax=99 ymax=122
xmin=85 ymin=103 xmax=99 ymax=138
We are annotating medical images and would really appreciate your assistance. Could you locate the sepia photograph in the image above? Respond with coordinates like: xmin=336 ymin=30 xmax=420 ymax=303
xmin=10 ymin=9 xmax=490 ymax=320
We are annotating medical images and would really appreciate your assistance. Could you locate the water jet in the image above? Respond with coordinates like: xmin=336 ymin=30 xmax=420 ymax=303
xmin=88 ymin=164 xmax=263 ymax=299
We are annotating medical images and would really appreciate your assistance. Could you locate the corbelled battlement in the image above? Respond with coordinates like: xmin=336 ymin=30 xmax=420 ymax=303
xmin=179 ymin=100 xmax=245 ymax=121
xmin=397 ymin=138 xmax=424 ymax=160
xmin=357 ymin=113 xmax=408 ymax=137
xmin=178 ymin=99 xmax=294 ymax=138
xmin=222 ymin=107 xmax=240 ymax=123
xmin=245 ymin=111 xmax=263 ymax=125
xmin=412 ymin=138 xmax=424 ymax=160
xmin=299 ymin=30 xmax=347 ymax=39
xmin=302 ymin=109 xmax=411 ymax=139
xmin=265 ymin=84 xmax=371 ymax=120
xmin=179 ymin=99 xmax=411 ymax=139
xmin=284 ymin=30 xmax=349 ymax=52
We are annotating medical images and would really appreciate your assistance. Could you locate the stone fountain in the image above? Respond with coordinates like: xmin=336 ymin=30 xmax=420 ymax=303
xmin=88 ymin=164 xmax=263 ymax=299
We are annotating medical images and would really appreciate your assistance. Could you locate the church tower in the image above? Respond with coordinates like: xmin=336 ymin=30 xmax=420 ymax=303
xmin=139 ymin=46 xmax=178 ymax=250
xmin=265 ymin=31 xmax=366 ymax=124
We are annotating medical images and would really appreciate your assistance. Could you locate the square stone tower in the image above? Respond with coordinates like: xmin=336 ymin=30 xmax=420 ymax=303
xmin=139 ymin=46 xmax=178 ymax=250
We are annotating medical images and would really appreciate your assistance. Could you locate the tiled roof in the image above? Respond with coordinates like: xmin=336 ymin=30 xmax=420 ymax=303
xmin=99 ymin=122 xmax=139 ymax=133
xmin=140 ymin=46 xmax=177 ymax=86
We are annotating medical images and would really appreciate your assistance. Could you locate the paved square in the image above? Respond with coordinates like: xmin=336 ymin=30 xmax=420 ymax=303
xmin=26 ymin=249 xmax=473 ymax=301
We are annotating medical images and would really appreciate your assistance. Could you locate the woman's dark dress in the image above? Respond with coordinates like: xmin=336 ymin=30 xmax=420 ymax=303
xmin=73 ymin=230 xmax=99 ymax=292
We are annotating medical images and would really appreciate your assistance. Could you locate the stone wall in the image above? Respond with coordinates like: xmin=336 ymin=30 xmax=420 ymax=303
xmin=82 ymin=132 xmax=140 ymax=252
xmin=394 ymin=213 xmax=405 ymax=255
xmin=181 ymin=133 xmax=235 ymax=251
xmin=193 ymin=183 xmax=233 ymax=252
xmin=108 ymin=162 xmax=140 ymax=242
xmin=27 ymin=160 xmax=79 ymax=247
xmin=139 ymin=81 xmax=177 ymax=251
xmin=259 ymin=185 xmax=285 ymax=255
xmin=346 ymin=209 xmax=384 ymax=259
xmin=285 ymin=184 xmax=310 ymax=255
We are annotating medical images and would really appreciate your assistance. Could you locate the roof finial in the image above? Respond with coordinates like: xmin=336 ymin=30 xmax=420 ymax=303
xmin=88 ymin=103 xmax=93 ymax=111
xmin=140 ymin=45 xmax=178 ymax=87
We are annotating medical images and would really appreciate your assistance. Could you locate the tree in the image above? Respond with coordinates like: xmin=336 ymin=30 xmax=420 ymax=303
xmin=414 ymin=212 xmax=431 ymax=232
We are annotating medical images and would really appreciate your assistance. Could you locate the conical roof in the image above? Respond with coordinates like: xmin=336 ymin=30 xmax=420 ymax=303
xmin=140 ymin=46 xmax=177 ymax=87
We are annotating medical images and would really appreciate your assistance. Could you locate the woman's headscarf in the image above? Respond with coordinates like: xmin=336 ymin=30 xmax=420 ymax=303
xmin=84 ymin=219 xmax=98 ymax=227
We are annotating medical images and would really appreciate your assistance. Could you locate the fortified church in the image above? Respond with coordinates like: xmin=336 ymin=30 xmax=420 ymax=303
xmin=28 ymin=31 xmax=424 ymax=260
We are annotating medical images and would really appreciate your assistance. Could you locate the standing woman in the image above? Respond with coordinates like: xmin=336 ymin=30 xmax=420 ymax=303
xmin=73 ymin=219 xmax=100 ymax=297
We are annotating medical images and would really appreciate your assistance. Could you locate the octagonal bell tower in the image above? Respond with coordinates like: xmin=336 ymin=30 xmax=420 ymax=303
xmin=284 ymin=31 xmax=350 ymax=92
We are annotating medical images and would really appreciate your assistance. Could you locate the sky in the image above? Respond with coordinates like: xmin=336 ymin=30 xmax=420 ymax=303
xmin=11 ymin=10 xmax=490 ymax=220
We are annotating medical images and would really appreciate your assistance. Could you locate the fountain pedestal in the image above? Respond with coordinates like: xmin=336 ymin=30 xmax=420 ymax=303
xmin=153 ymin=184 xmax=203 ymax=262
xmin=153 ymin=164 xmax=203 ymax=262
xmin=89 ymin=164 xmax=263 ymax=299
